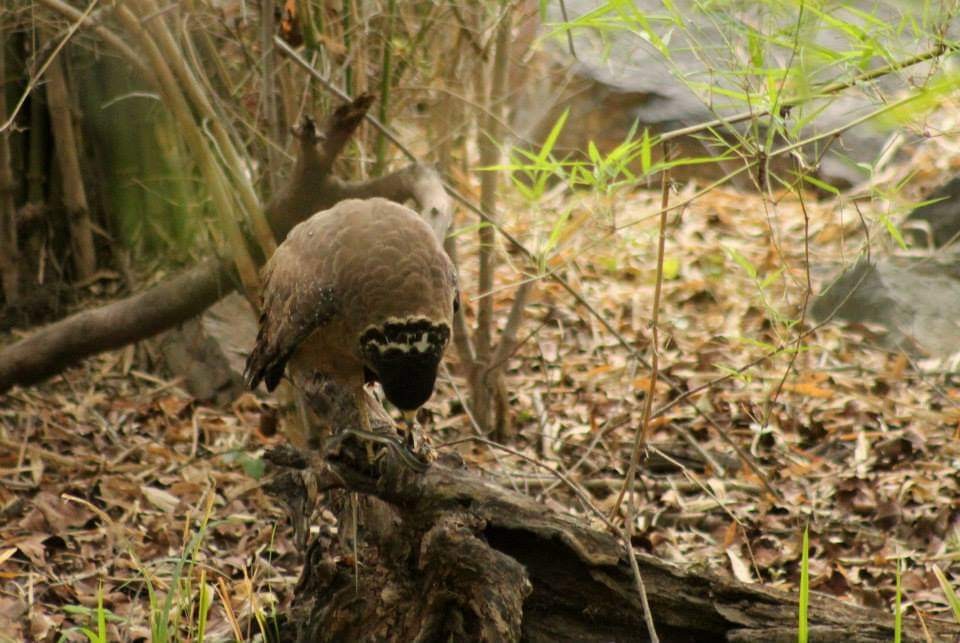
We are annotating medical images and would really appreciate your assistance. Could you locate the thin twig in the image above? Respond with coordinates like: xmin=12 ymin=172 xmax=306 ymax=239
xmin=557 ymin=0 xmax=577 ymax=59
xmin=612 ymin=143 xmax=672 ymax=518
xmin=763 ymin=160 xmax=814 ymax=427
xmin=440 ymin=364 xmax=522 ymax=494
xmin=437 ymin=435 xmax=615 ymax=532
xmin=612 ymin=143 xmax=674 ymax=643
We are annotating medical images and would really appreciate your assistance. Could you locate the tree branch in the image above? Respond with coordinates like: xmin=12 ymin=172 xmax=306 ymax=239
xmin=0 ymin=97 xmax=450 ymax=393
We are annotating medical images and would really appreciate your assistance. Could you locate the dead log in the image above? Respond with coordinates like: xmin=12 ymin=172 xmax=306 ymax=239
xmin=263 ymin=421 xmax=960 ymax=642
xmin=0 ymin=95 xmax=450 ymax=392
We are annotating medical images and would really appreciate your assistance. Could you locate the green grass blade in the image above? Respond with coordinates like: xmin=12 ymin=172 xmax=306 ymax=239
xmin=798 ymin=525 xmax=810 ymax=643
xmin=197 ymin=569 xmax=212 ymax=641
xmin=96 ymin=581 xmax=106 ymax=643
xmin=894 ymin=558 xmax=902 ymax=643
xmin=933 ymin=565 xmax=960 ymax=623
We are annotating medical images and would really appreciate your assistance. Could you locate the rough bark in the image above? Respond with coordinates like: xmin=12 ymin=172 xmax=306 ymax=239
xmin=264 ymin=413 xmax=960 ymax=643
xmin=0 ymin=95 xmax=451 ymax=392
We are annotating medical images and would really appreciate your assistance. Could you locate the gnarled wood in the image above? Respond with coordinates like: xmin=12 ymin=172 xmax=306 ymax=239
xmin=264 ymin=416 xmax=960 ymax=643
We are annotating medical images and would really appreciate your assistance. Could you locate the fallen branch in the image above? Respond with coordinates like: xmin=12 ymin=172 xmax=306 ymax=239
xmin=0 ymin=96 xmax=452 ymax=392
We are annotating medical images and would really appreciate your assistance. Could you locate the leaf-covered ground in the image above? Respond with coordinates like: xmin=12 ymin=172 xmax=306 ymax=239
xmin=4 ymin=127 xmax=960 ymax=640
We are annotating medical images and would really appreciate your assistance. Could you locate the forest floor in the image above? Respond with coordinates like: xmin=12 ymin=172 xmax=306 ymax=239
xmin=5 ymin=132 xmax=960 ymax=640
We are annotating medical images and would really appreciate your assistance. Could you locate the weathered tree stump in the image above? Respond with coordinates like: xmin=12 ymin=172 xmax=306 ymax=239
xmin=263 ymin=396 xmax=960 ymax=643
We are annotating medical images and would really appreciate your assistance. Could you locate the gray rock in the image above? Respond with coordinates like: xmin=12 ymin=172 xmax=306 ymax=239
xmin=903 ymin=177 xmax=960 ymax=248
xmin=810 ymin=256 xmax=960 ymax=356
xmin=522 ymin=0 xmax=954 ymax=188
xmin=155 ymin=292 xmax=258 ymax=403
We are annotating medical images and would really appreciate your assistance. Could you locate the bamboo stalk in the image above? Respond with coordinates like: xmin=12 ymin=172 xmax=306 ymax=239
xmin=26 ymin=87 xmax=47 ymax=205
xmin=83 ymin=57 xmax=147 ymax=254
xmin=0 ymin=26 xmax=20 ymax=303
xmin=342 ymin=0 xmax=353 ymax=96
xmin=111 ymin=4 xmax=261 ymax=295
xmin=45 ymin=42 xmax=97 ymax=280
xmin=132 ymin=0 xmax=275 ymax=257
xmin=260 ymin=0 xmax=280 ymax=196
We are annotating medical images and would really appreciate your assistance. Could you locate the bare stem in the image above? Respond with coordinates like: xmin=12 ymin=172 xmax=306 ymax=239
xmin=611 ymin=143 xmax=671 ymax=518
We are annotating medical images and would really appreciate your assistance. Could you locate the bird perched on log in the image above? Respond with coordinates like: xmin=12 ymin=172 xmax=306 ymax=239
xmin=244 ymin=197 xmax=458 ymax=451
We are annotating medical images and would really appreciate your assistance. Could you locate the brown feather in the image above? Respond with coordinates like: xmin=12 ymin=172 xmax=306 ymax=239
xmin=245 ymin=198 xmax=457 ymax=404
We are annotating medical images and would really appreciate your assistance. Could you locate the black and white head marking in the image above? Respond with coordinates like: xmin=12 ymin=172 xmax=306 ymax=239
xmin=360 ymin=316 xmax=451 ymax=411
xmin=360 ymin=316 xmax=451 ymax=361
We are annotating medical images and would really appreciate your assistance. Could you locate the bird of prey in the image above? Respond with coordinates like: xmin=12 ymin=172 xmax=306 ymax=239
xmin=244 ymin=197 xmax=458 ymax=449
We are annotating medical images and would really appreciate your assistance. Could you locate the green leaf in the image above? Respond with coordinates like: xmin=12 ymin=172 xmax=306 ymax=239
xmin=640 ymin=128 xmax=652 ymax=175
xmin=662 ymin=256 xmax=681 ymax=280
xmin=878 ymin=213 xmax=908 ymax=250
xmin=78 ymin=628 xmax=101 ymax=643
xmin=538 ymin=108 xmax=569 ymax=163
xmin=747 ymin=28 xmax=764 ymax=67
xmin=894 ymin=558 xmax=903 ymax=643
xmin=724 ymin=246 xmax=757 ymax=280
xmin=239 ymin=453 xmax=266 ymax=480
xmin=760 ymin=268 xmax=782 ymax=289
xmin=587 ymin=140 xmax=601 ymax=166
xmin=800 ymin=174 xmax=840 ymax=196
xmin=715 ymin=363 xmax=751 ymax=383
xmin=543 ymin=209 xmax=573 ymax=258
xmin=96 ymin=582 xmax=106 ymax=643
xmin=736 ymin=336 xmax=778 ymax=352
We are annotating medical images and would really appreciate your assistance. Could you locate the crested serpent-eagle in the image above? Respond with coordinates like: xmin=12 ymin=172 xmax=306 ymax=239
xmin=244 ymin=197 xmax=458 ymax=445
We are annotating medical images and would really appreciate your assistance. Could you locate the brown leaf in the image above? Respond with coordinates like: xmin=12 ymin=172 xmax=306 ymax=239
xmin=140 ymin=486 xmax=181 ymax=513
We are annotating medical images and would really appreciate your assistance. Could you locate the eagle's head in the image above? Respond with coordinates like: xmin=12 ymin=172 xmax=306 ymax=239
xmin=360 ymin=317 xmax=451 ymax=414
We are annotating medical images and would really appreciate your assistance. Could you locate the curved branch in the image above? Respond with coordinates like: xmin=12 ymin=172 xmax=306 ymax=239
xmin=0 ymin=259 xmax=233 ymax=389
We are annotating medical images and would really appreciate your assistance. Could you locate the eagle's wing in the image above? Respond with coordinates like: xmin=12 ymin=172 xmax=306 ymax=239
xmin=243 ymin=236 xmax=338 ymax=392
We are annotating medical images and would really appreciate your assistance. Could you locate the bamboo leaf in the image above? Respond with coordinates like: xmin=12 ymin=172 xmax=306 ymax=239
xmin=879 ymin=213 xmax=908 ymax=250
xmin=724 ymin=246 xmax=757 ymax=280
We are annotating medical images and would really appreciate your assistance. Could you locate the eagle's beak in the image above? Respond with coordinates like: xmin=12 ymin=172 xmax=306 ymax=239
xmin=401 ymin=409 xmax=418 ymax=425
